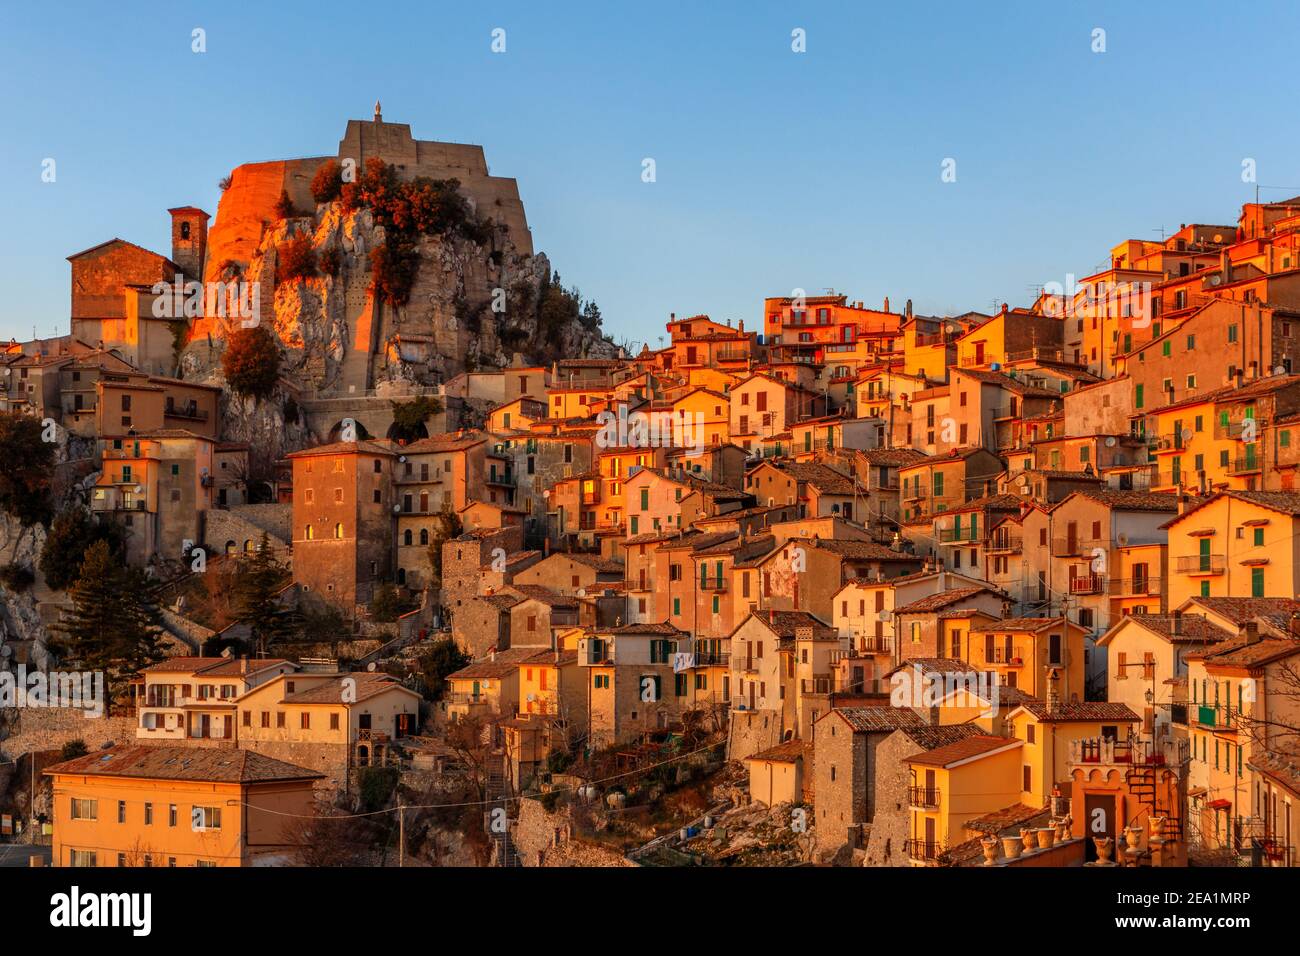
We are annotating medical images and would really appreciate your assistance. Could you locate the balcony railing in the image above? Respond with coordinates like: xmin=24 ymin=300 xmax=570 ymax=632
xmin=985 ymin=648 xmax=1025 ymax=665
xmin=1230 ymin=455 xmax=1262 ymax=475
xmin=1176 ymin=554 xmax=1226 ymax=574
xmin=939 ymin=527 xmax=984 ymax=544
xmin=908 ymin=787 xmax=940 ymax=809
xmin=905 ymin=839 xmax=942 ymax=861
xmin=1052 ymin=537 xmax=1103 ymax=557
xmin=1068 ymin=573 xmax=1105 ymax=595
xmin=985 ymin=532 xmax=1022 ymax=553
xmin=699 ymin=578 xmax=727 ymax=591
xmin=853 ymin=635 xmax=892 ymax=655
xmin=1108 ymin=576 xmax=1162 ymax=597
xmin=1196 ymin=704 xmax=1237 ymax=731
xmin=691 ymin=648 xmax=731 ymax=667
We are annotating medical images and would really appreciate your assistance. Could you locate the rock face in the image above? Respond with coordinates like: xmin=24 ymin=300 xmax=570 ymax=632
xmin=181 ymin=116 xmax=616 ymax=461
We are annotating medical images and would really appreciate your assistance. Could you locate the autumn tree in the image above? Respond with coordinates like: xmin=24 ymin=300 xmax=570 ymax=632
xmin=51 ymin=540 xmax=165 ymax=696
xmin=310 ymin=161 xmax=343 ymax=204
xmin=222 ymin=326 xmax=281 ymax=400
xmin=276 ymin=232 xmax=317 ymax=283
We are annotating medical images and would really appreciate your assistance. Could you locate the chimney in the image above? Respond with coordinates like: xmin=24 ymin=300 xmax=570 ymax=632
xmin=884 ymin=296 xmax=890 ymax=313
xmin=1046 ymin=667 xmax=1061 ymax=714
xmin=240 ymin=656 xmax=249 ymax=674
xmin=1220 ymin=249 xmax=1231 ymax=282
xmin=1243 ymin=621 xmax=1259 ymax=644
xmin=1171 ymin=610 xmax=1181 ymax=637
xmin=905 ymin=299 xmax=913 ymax=320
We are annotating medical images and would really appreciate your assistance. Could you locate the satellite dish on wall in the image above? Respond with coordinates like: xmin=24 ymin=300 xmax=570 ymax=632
xmin=990 ymin=362 xmax=1002 ymax=371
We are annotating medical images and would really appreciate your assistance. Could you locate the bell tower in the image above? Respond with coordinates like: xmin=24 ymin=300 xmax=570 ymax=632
xmin=168 ymin=206 xmax=210 ymax=281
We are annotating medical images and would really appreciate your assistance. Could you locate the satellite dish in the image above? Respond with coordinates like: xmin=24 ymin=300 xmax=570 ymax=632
xmin=392 ymin=505 xmax=401 ymax=514
xmin=134 ymin=485 xmax=143 ymax=493
xmin=878 ymin=610 xmax=892 ymax=622
xmin=990 ymin=362 xmax=1002 ymax=371
xmin=576 ymin=588 xmax=587 ymax=597
xmin=399 ymin=455 xmax=407 ymax=463
xmin=1104 ymin=436 xmax=1117 ymax=448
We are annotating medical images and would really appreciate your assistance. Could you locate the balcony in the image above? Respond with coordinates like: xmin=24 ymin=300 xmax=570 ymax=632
xmin=1230 ymin=455 xmax=1262 ymax=475
xmin=1176 ymin=554 xmax=1225 ymax=575
xmin=715 ymin=349 xmax=749 ymax=362
xmin=1070 ymin=736 xmax=1190 ymax=767
xmin=985 ymin=531 xmax=1022 ymax=554
xmin=1068 ymin=572 xmax=1105 ymax=595
xmin=486 ymin=472 xmax=516 ymax=487
xmin=1215 ymin=419 xmax=1260 ymax=441
xmin=164 ymin=403 xmax=209 ymax=422
xmin=854 ymin=636 xmax=892 ymax=655
xmin=1197 ymin=704 xmax=1237 ymax=731
xmin=691 ymin=648 xmax=731 ymax=667
xmin=1150 ymin=433 xmax=1188 ymax=454
xmin=1052 ymin=537 xmax=1102 ymax=558
xmin=799 ymin=673 xmax=833 ymax=695
xmin=905 ymin=839 xmax=942 ymax=862
xmin=1108 ymin=576 xmax=1162 ymax=597
xmin=939 ymin=527 xmax=984 ymax=545
xmin=908 ymin=786 xmax=940 ymax=810
xmin=699 ymin=578 xmax=728 ymax=592
xmin=579 ymin=639 xmax=613 ymax=666
xmin=984 ymin=647 xmax=1024 ymax=666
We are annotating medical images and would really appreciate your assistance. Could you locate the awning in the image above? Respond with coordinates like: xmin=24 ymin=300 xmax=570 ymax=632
xmin=1207 ymin=798 xmax=1233 ymax=810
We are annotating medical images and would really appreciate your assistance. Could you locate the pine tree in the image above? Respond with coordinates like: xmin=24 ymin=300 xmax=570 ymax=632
xmin=51 ymin=540 xmax=165 ymax=696
xmin=233 ymin=532 xmax=300 ymax=654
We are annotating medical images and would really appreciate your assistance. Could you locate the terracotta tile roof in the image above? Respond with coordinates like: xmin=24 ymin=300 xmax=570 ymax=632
xmin=283 ymin=673 xmax=414 ymax=704
xmin=751 ymin=610 xmax=835 ymax=640
xmin=907 ymin=734 xmax=1021 ymax=768
xmin=809 ymin=539 xmax=922 ymax=562
xmin=964 ymin=803 xmax=1052 ymax=836
xmin=1014 ymin=700 xmax=1140 ymax=723
xmin=764 ymin=461 xmax=857 ymax=495
xmin=894 ymin=586 xmax=1002 ymax=615
xmin=746 ymin=740 xmax=810 ymax=763
xmin=1246 ymin=752 xmax=1300 ymax=794
xmin=191 ymin=657 xmax=292 ymax=677
xmin=504 ymin=584 xmax=577 ymax=607
xmin=44 ymin=745 xmax=323 ymax=783
xmin=1192 ymin=636 xmax=1300 ymax=669
xmin=448 ymin=647 xmax=546 ymax=680
xmin=1184 ymin=597 xmax=1300 ymax=631
xmin=559 ymin=553 xmax=625 ymax=573
xmin=1161 ymin=490 xmax=1300 ymax=528
xmin=859 ymin=447 xmax=927 ymax=467
xmin=599 ymin=621 xmax=686 ymax=636
xmin=285 ymin=440 xmax=396 ymax=459
xmin=894 ymin=724 xmax=985 ymax=750
xmin=973 ymin=617 xmax=1069 ymax=632
xmin=1115 ymin=613 xmax=1233 ymax=645
xmin=1070 ymin=489 xmax=1180 ymax=512
xmin=831 ymin=706 xmax=926 ymax=733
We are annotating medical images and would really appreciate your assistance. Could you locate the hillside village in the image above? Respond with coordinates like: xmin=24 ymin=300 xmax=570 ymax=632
xmin=4 ymin=112 xmax=1300 ymax=869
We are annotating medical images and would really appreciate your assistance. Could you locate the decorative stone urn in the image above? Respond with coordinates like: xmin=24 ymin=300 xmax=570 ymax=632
xmin=1124 ymin=824 xmax=1144 ymax=850
xmin=1055 ymin=817 xmax=1071 ymax=841
xmin=1094 ymin=836 xmax=1115 ymax=864
xmin=1001 ymin=835 xmax=1023 ymax=860
xmin=1149 ymin=816 xmax=1167 ymax=844
xmin=1020 ymin=827 xmax=1038 ymax=852
xmin=981 ymin=836 xmax=1000 ymax=866
xmin=1036 ymin=826 xmax=1056 ymax=849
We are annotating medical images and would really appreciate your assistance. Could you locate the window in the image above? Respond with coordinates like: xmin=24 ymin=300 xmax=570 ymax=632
xmin=192 ymin=806 xmax=222 ymax=830
xmin=1228 ymin=324 xmax=1238 ymax=343
xmin=1252 ymin=567 xmax=1265 ymax=598
xmin=277 ymin=711 xmax=286 ymax=728
xmin=71 ymin=799 xmax=98 ymax=821
xmin=301 ymin=712 xmax=311 ymax=730
xmin=169 ymin=804 xmax=178 ymax=827
xmin=144 ymin=802 xmax=153 ymax=825
xmin=261 ymin=711 xmax=270 ymax=728
xmin=118 ymin=800 xmax=126 ymax=824
xmin=1254 ymin=527 xmax=1265 ymax=547
xmin=70 ymin=849 xmax=97 ymax=867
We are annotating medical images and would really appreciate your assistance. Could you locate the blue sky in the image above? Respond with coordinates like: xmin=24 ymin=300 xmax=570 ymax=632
xmin=3 ymin=1 xmax=1299 ymax=348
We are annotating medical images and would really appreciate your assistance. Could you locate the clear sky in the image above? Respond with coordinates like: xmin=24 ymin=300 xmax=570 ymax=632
xmin=3 ymin=0 xmax=1299 ymax=349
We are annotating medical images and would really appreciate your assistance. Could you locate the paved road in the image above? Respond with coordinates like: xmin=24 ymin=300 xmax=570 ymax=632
xmin=0 ymin=843 xmax=51 ymax=867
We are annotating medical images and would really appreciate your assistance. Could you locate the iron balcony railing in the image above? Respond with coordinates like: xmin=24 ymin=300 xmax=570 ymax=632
xmin=908 ymin=787 xmax=940 ymax=809
xmin=905 ymin=838 xmax=942 ymax=861
xmin=1108 ymin=576 xmax=1162 ymax=596
xmin=1068 ymin=573 xmax=1106 ymax=595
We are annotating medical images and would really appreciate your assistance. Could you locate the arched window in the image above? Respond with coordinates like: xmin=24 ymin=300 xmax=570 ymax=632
xmin=305 ymin=525 xmax=314 ymax=541
xmin=403 ymin=529 xmax=413 ymax=546
xmin=225 ymin=540 xmax=236 ymax=554
xmin=419 ymin=528 xmax=429 ymax=546
xmin=334 ymin=523 xmax=344 ymax=539
xmin=243 ymin=539 xmax=253 ymax=552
